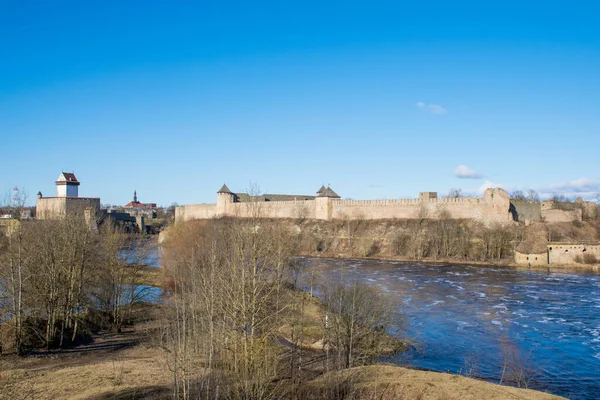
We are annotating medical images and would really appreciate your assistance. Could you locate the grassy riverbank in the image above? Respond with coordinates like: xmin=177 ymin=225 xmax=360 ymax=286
xmin=1 ymin=217 xmax=576 ymax=399
xmin=1 ymin=296 xmax=565 ymax=400
xmin=282 ymin=217 xmax=600 ymax=272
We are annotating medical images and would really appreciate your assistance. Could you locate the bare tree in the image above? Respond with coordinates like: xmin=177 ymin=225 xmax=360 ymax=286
xmin=161 ymin=217 xmax=297 ymax=399
xmin=446 ymin=188 xmax=463 ymax=199
xmin=322 ymin=281 xmax=404 ymax=369
xmin=499 ymin=336 xmax=536 ymax=389
xmin=0 ymin=187 xmax=29 ymax=219
xmin=481 ymin=224 xmax=514 ymax=261
xmin=2 ymin=219 xmax=25 ymax=354
xmin=0 ymin=211 xmax=152 ymax=354
xmin=91 ymin=224 xmax=149 ymax=333
xmin=551 ymin=193 xmax=570 ymax=203
xmin=525 ymin=190 xmax=540 ymax=202
xmin=510 ymin=190 xmax=526 ymax=201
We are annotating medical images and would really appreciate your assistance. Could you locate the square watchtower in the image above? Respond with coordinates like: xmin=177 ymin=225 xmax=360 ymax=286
xmin=56 ymin=172 xmax=80 ymax=197
xmin=419 ymin=192 xmax=438 ymax=201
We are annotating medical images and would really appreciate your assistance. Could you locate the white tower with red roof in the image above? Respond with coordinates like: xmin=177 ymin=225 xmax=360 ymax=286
xmin=56 ymin=172 xmax=80 ymax=197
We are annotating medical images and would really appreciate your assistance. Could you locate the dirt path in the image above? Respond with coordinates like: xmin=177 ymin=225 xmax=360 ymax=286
xmin=3 ymin=313 xmax=160 ymax=373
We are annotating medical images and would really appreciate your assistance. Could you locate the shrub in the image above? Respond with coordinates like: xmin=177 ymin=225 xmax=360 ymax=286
xmin=583 ymin=253 xmax=598 ymax=264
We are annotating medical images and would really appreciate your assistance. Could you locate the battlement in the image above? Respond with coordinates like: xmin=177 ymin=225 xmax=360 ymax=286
xmin=438 ymin=197 xmax=482 ymax=204
xmin=332 ymin=199 xmax=418 ymax=206
xmin=232 ymin=199 xmax=316 ymax=207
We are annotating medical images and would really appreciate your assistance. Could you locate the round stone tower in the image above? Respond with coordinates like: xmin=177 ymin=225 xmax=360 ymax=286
xmin=217 ymin=184 xmax=234 ymax=215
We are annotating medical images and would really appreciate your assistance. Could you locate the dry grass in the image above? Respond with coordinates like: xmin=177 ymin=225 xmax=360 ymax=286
xmin=278 ymin=288 xmax=328 ymax=347
xmin=304 ymin=365 xmax=566 ymax=400
xmin=1 ymin=347 xmax=172 ymax=400
xmin=2 ymin=349 xmax=566 ymax=400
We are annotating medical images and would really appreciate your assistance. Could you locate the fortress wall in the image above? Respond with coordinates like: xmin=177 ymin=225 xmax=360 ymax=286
xmin=176 ymin=188 xmax=513 ymax=225
xmin=36 ymin=198 xmax=67 ymax=219
xmin=332 ymin=202 xmax=422 ymax=219
xmin=548 ymin=244 xmax=600 ymax=265
xmin=542 ymin=209 xmax=582 ymax=223
xmin=580 ymin=202 xmax=598 ymax=220
xmin=65 ymin=198 xmax=101 ymax=215
xmin=226 ymin=200 xmax=316 ymax=219
xmin=511 ymin=201 xmax=542 ymax=222
xmin=176 ymin=204 xmax=218 ymax=222
xmin=36 ymin=197 xmax=101 ymax=220
xmin=541 ymin=201 xmax=555 ymax=210
xmin=515 ymin=251 xmax=548 ymax=266
xmin=331 ymin=200 xmax=486 ymax=221
xmin=437 ymin=197 xmax=482 ymax=205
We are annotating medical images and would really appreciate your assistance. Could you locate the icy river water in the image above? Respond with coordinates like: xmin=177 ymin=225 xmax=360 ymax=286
xmin=298 ymin=257 xmax=600 ymax=400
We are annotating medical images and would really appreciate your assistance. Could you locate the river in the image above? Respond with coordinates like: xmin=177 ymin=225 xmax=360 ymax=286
xmin=298 ymin=257 xmax=600 ymax=400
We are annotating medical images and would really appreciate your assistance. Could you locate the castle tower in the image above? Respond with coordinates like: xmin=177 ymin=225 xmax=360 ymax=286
xmin=217 ymin=184 xmax=235 ymax=215
xmin=56 ymin=172 xmax=80 ymax=197
xmin=315 ymin=185 xmax=340 ymax=220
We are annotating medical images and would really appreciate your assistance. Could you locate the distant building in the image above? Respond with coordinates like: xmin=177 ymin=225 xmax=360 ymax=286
xmin=219 ymin=184 xmax=318 ymax=203
xmin=121 ymin=191 xmax=156 ymax=218
xmin=36 ymin=172 xmax=100 ymax=220
xmin=515 ymin=242 xmax=600 ymax=267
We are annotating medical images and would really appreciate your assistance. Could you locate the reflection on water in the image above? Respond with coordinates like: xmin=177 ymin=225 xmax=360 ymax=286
xmin=142 ymin=246 xmax=161 ymax=267
xmin=299 ymin=257 xmax=600 ymax=400
xmin=120 ymin=242 xmax=161 ymax=267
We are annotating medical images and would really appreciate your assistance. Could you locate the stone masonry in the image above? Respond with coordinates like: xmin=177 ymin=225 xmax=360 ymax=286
xmin=176 ymin=185 xmax=514 ymax=225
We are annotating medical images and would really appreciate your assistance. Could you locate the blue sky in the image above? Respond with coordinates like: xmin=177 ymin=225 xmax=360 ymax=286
xmin=1 ymin=1 xmax=599 ymax=206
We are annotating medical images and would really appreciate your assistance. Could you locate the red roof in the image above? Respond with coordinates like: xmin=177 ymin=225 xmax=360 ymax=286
xmin=59 ymin=172 xmax=78 ymax=182
xmin=124 ymin=201 xmax=147 ymax=208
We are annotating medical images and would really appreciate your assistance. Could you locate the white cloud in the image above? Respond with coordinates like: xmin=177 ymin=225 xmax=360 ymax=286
xmin=460 ymin=180 xmax=511 ymax=197
xmin=416 ymin=101 xmax=447 ymax=115
xmin=478 ymin=180 xmax=511 ymax=195
xmin=538 ymin=178 xmax=600 ymax=200
xmin=454 ymin=165 xmax=484 ymax=179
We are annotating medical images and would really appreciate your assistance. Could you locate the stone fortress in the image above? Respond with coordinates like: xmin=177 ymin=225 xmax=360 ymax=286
xmin=176 ymin=184 xmax=516 ymax=224
xmin=34 ymin=174 xmax=591 ymax=229
xmin=31 ymin=174 xmax=599 ymax=267
xmin=176 ymin=184 xmax=599 ymax=267
xmin=35 ymin=173 xmax=152 ymax=233
xmin=36 ymin=173 xmax=101 ymax=220
xmin=176 ymin=183 xmax=595 ymax=226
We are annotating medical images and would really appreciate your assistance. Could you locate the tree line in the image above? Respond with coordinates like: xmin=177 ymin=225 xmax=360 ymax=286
xmin=0 ymin=213 xmax=149 ymax=354
xmin=159 ymin=216 xmax=403 ymax=399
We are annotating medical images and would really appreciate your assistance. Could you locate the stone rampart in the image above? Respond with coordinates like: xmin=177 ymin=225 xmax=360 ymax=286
xmin=514 ymin=251 xmax=548 ymax=266
xmin=36 ymin=197 xmax=101 ymax=220
xmin=176 ymin=187 xmax=513 ymax=225
xmin=510 ymin=200 xmax=543 ymax=222
xmin=330 ymin=197 xmax=486 ymax=220
xmin=548 ymin=244 xmax=600 ymax=265
xmin=226 ymin=200 xmax=316 ymax=219
xmin=175 ymin=203 xmax=218 ymax=223
xmin=542 ymin=208 xmax=582 ymax=223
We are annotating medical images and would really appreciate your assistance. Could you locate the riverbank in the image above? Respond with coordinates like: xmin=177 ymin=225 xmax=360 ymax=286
xmin=0 ymin=266 xmax=567 ymax=400
xmin=300 ymin=256 xmax=600 ymax=399
xmin=161 ymin=217 xmax=600 ymax=273
xmin=298 ymin=251 xmax=600 ymax=274
xmin=1 ymin=299 xmax=564 ymax=400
